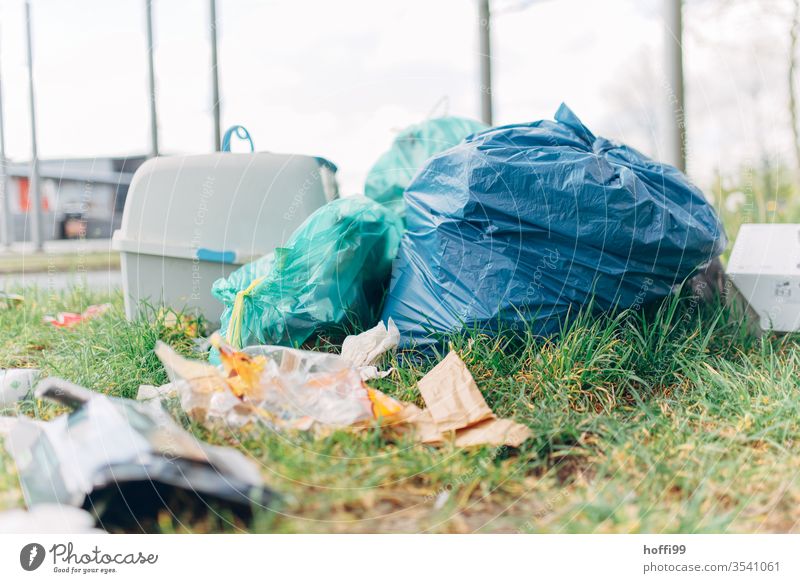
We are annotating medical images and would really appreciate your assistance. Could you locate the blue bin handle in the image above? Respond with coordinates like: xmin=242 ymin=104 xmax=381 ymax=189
xmin=221 ymin=125 xmax=254 ymax=152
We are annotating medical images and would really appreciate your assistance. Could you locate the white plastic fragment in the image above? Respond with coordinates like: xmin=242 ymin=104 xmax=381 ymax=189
xmin=341 ymin=318 xmax=399 ymax=379
xmin=0 ymin=369 xmax=39 ymax=407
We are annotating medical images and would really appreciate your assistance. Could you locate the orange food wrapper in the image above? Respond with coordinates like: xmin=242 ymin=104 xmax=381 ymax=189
xmin=367 ymin=387 xmax=404 ymax=420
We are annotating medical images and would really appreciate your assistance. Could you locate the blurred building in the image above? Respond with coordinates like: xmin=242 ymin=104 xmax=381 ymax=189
xmin=4 ymin=155 xmax=146 ymax=241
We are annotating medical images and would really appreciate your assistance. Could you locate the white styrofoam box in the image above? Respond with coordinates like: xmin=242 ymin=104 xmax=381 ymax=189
xmin=727 ymin=223 xmax=800 ymax=332
xmin=112 ymin=152 xmax=337 ymax=325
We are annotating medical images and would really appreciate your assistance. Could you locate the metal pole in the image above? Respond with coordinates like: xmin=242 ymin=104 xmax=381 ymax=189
xmin=0 ymin=26 xmax=12 ymax=248
xmin=665 ymin=0 xmax=686 ymax=173
xmin=145 ymin=0 xmax=159 ymax=157
xmin=478 ymin=0 xmax=493 ymax=126
xmin=209 ymin=0 xmax=221 ymax=151
xmin=25 ymin=0 xmax=43 ymax=250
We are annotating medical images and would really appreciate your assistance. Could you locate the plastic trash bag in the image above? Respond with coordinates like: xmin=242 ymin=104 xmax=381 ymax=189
xmin=381 ymin=104 xmax=727 ymax=347
xmin=156 ymin=336 xmax=403 ymax=431
xmin=364 ymin=116 xmax=487 ymax=218
xmin=0 ymin=368 xmax=39 ymax=407
xmin=4 ymin=378 xmax=274 ymax=529
xmin=212 ymin=197 xmax=403 ymax=354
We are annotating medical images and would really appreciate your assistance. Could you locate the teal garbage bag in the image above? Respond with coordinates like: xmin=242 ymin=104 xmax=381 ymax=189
xmin=212 ymin=197 xmax=403 ymax=353
xmin=364 ymin=116 xmax=487 ymax=217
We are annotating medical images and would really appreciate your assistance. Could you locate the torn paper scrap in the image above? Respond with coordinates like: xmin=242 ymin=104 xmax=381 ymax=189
xmin=397 ymin=403 xmax=443 ymax=444
xmin=416 ymin=351 xmax=495 ymax=432
xmin=408 ymin=351 xmax=532 ymax=448
xmin=453 ymin=418 xmax=531 ymax=448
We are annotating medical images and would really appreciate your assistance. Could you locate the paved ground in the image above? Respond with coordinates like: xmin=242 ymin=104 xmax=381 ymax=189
xmin=0 ymin=238 xmax=113 ymax=256
xmin=0 ymin=269 xmax=122 ymax=293
xmin=0 ymin=238 xmax=121 ymax=291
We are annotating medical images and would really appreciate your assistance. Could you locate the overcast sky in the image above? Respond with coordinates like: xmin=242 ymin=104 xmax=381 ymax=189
xmin=0 ymin=0 xmax=793 ymax=195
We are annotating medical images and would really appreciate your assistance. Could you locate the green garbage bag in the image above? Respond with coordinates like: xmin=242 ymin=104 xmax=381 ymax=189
xmin=212 ymin=197 xmax=403 ymax=353
xmin=364 ymin=116 xmax=487 ymax=218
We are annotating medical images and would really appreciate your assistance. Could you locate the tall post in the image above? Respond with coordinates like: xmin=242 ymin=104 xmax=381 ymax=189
xmin=145 ymin=0 xmax=159 ymax=157
xmin=0 ymin=26 xmax=12 ymax=248
xmin=478 ymin=0 xmax=493 ymax=126
xmin=209 ymin=0 xmax=221 ymax=151
xmin=664 ymin=0 xmax=686 ymax=173
xmin=25 ymin=0 xmax=43 ymax=250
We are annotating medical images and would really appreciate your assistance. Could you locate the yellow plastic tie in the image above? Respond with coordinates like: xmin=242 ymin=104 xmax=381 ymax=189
xmin=226 ymin=275 xmax=266 ymax=348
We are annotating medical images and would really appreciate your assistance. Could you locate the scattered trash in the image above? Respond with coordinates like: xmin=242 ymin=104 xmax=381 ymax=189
xmin=44 ymin=303 xmax=111 ymax=328
xmin=0 ymin=369 xmax=39 ymax=407
xmin=365 ymin=116 xmax=487 ymax=218
xmin=212 ymin=197 xmax=403 ymax=356
xmin=341 ymin=318 xmax=399 ymax=380
xmin=0 ymin=504 xmax=104 ymax=534
xmin=399 ymin=351 xmax=532 ymax=448
xmin=157 ymin=337 xmax=529 ymax=448
xmin=382 ymin=104 xmax=727 ymax=347
xmin=157 ymin=335 xmax=404 ymax=431
xmin=4 ymin=378 xmax=275 ymax=529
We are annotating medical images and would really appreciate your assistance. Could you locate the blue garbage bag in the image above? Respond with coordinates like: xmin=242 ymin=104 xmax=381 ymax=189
xmin=364 ymin=116 xmax=487 ymax=218
xmin=381 ymin=104 xmax=727 ymax=347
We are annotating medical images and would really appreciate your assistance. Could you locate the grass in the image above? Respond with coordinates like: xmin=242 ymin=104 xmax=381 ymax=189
xmin=1 ymin=281 xmax=799 ymax=534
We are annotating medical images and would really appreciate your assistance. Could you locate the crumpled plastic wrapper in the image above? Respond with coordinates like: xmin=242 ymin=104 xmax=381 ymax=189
xmin=0 ymin=368 xmax=39 ymax=407
xmin=156 ymin=337 xmax=530 ymax=448
xmin=155 ymin=335 xmax=404 ymax=431
xmin=3 ymin=377 xmax=274 ymax=530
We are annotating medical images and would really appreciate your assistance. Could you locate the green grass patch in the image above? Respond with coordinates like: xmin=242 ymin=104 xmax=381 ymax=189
xmin=1 ymin=286 xmax=799 ymax=533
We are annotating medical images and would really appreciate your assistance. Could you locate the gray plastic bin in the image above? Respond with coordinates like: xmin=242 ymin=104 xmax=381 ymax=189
xmin=112 ymin=152 xmax=337 ymax=325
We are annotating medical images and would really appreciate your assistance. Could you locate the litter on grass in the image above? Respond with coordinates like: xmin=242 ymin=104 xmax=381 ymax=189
xmin=340 ymin=318 xmax=399 ymax=380
xmin=44 ymin=303 xmax=111 ymax=328
xmin=397 ymin=351 xmax=532 ymax=448
xmin=156 ymin=336 xmax=531 ymax=448
xmin=4 ymin=377 xmax=274 ymax=530
xmin=157 ymin=335 xmax=404 ymax=431
xmin=0 ymin=368 xmax=39 ymax=407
